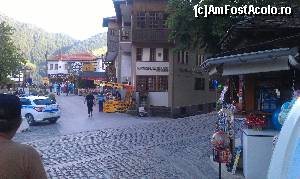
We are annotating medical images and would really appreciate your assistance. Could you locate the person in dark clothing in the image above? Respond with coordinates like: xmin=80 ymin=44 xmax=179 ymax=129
xmin=84 ymin=92 xmax=95 ymax=117
xmin=57 ymin=83 xmax=61 ymax=96
xmin=65 ymin=82 xmax=69 ymax=96
xmin=0 ymin=94 xmax=47 ymax=179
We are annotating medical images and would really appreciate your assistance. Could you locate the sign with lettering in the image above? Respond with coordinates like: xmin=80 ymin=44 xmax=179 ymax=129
xmin=136 ymin=62 xmax=169 ymax=76
xmin=82 ymin=63 xmax=95 ymax=72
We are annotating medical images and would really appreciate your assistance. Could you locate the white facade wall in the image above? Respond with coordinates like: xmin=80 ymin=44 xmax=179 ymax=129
xmin=96 ymin=58 xmax=105 ymax=72
xmin=120 ymin=54 xmax=132 ymax=82
xmin=47 ymin=61 xmax=68 ymax=75
xmin=142 ymin=48 xmax=150 ymax=61
xmin=133 ymin=46 xmax=171 ymax=107
xmin=148 ymin=92 xmax=169 ymax=107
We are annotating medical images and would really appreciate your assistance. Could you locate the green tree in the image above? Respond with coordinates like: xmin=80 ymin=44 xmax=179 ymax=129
xmin=0 ymin=22 xmax=25 ymax=83
xmin=167 ymin=0 xmax=299 ymax=52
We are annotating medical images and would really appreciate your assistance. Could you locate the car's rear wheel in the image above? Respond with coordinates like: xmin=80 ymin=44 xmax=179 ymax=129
xmin=48 ymin=118 xmax=58 ymax=124
xmin=25 ymin=114 xmax=36 ymax=126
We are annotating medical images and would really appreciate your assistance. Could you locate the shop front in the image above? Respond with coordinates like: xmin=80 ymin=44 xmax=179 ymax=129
xmin=204 ymin=47 xmax=300 ymax=178
xmin=135 ymin=61 xmax=170 ymax=116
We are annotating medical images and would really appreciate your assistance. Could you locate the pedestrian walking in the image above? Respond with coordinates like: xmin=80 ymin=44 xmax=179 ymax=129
xmin=49 ymin=82 xmax=53 ymax=93
xmin=84 ymin=91 xmax=95 ymax=117
xmin=0 ymin=94 xmax=47 ymax=179
xmin=65 ymin=82 xmax=69 ymax=96
xmin=57 ymin=83 xmax=61 ymax=96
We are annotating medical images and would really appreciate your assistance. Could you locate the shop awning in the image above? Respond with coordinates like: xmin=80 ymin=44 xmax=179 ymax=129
xmin=79 ymin=71 xmax=107 ymax=81
xmin=202 ymin=48 xmax=299 ymax=76
xmin=105 ymin=52 xmax=118 ymax=62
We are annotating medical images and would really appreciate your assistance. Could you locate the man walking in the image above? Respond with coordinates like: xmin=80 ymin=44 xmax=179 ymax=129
xmin=84 ymin=91 xmax=95 ymax=117
xmin=57 ymin=83 xmax=61 ymax=96
xmin=0 ymin=94 xmax=47 ymax=179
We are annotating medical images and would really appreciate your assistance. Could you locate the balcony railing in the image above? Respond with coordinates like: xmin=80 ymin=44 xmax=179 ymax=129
xmin=132 ymin=28 xmax=170 ymax=43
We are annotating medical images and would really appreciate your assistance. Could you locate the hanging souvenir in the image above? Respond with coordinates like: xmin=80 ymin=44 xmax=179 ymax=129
xmin=213 ymin=147 xmax=232 ymax=163
xmin=211 ymin=131 xmax=230 ymax=149
xmin=245 ymin=113 xmax=267 ymax=129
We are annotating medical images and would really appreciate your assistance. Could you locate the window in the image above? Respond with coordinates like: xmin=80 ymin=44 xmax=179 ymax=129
xmin=20 ymin=98 xmax=31 ymax=105
xmin=177 ymin=51 xmax=181 ymax=64
xmin=196 ymin=54 xmax=205 ymax=66
xmin=194 ymin=78 xmax=205 ymax=90
xmin=150 ymin=48 xmax=156 ymax=61
xmin=33 ymin=98 xmax=55 ymax=105
xmin=177 ymin=51 xmax=188 ymax=64
xmin=50 ymin=64 xmax=53 ymax=70
xmin=184 ymin=51 xmax=189 ymax=64
xmin=157 ymin=76 xmax=168 ymax=91
xmin=65 ymin=64 xmax=68 ymax=70
xmin=163 ymin=48 xmax=169 ymax=62
xmin=136 ymin=76 xmax=168 ymax=92
xmin=55 ymin=64 xmax=58 ymax=70
xmin=147 ymin=76 xmax=156 ymax=91
xmin=136 ymin=48 xmax=143 ymax=61
xmin=161 ymin=13 xmax=168 ymax=28
xmin=136 ymin=12 xmax=146 ymax=28
xmin=148 ymin=12 xmax=160 ymax=29
xmin=136 ymin=76 xmax=147 ymax=92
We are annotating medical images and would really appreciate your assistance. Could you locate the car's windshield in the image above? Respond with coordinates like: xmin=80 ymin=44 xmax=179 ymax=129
xmin=33 ymin=98 xmax=55 ymax=105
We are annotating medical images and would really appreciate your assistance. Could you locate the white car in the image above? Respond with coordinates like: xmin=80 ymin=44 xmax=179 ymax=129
xmin=20 ymin=96 xmax=61 ymax=126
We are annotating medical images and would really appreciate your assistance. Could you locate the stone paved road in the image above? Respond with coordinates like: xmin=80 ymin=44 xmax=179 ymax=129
xmin=15 ymin=95 xmax=166 ymax=142
xmin=14 ymin=95 xmax=239 ymax=179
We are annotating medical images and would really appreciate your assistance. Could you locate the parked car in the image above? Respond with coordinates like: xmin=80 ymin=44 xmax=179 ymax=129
xmin=20 ymin=96 xmax=61 ymax=126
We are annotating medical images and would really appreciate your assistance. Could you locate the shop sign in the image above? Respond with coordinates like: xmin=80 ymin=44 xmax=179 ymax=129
xmin=82 ymin=63 xmax=95 ymax=72
xmin=48 ymin=73 xmax=71 ymax=78
xmin=136 ymin=62 xmax=169 ymax=75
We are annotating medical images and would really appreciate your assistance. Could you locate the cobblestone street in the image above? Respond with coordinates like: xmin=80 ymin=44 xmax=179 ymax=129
xmin=14 ymin=96 xmax=226 ymax=179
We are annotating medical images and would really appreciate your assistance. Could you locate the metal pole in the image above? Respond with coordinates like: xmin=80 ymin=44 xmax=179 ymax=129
xmin=219 ymin=162 xmax=222 ymax=179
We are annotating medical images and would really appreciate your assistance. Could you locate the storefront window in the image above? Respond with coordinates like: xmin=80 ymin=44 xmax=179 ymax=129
xmin=136 ymin=76 xmax=168 ymax=92
xmin=147 ymin=76 xmax=156 ymax=91
xmin=158 ymin=76 xmax=168 ymax=91
xmin=136 ymin=76 xmax=147 ymax=92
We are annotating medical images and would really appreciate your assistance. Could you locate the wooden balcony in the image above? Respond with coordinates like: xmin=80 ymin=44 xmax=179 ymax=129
xmin=132 ymin=28 xmax=171 ymax=43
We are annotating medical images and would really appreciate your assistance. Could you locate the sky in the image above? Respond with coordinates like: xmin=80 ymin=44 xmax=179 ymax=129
xmin=0 ymin=0 xmax=116 ymax=40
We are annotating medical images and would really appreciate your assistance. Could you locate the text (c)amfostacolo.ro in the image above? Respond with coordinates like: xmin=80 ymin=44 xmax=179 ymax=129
xmin=193 ymin=4 xmax=292 ymax=18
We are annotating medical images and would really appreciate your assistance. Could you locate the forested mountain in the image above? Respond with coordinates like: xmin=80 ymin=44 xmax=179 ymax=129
xmin=0 ymin=13 xmax=107 ymax=66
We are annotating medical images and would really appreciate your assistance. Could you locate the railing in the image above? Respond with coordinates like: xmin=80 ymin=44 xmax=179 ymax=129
xmin=132 ymin=28 xmax=170 ymax=43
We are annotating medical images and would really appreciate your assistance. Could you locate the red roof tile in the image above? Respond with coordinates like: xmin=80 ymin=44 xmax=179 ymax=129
xmin=48 ymin=53 xmax=97 ymax=61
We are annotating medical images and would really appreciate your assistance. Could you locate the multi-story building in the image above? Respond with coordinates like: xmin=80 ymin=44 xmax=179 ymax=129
xmin=102 ymin=16 xmax=119 ymax=82
xmin=47 ymin=53 xmax=106 ymax=81
xmin=108 ymin=0 xmax=216 ymax=117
